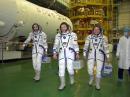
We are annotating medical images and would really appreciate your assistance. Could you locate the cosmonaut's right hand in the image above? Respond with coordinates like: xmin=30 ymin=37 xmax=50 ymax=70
xmin=116 ymin=56 xmax=119 ymax=60
xmin=83 ymin=52 xmax=87 ymax=59
xmin=83 ymin=52 xmax=86 ymax=57
xmin=53 ymin=53 xmax=57 ymax=60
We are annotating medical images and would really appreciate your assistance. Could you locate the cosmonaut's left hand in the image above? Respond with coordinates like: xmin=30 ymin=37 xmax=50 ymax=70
xmin=76 ymin=53 xmax=79 ymax=60
xmin=106 ymin=57 xmax=110 ymax=64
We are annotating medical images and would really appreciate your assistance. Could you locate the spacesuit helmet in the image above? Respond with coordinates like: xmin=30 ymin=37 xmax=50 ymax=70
xmin=60 ymin=22 xmax=69 ymax=33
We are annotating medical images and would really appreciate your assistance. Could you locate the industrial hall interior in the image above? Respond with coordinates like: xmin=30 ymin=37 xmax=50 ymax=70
xmin=0 ymin=0 xmax=130 ymax=97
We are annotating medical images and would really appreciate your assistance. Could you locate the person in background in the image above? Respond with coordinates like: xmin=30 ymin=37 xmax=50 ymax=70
xmin=23 ymin=23 xmax=48 ymax=82
xmin=116 ymin=27 xmax=130 ymax=81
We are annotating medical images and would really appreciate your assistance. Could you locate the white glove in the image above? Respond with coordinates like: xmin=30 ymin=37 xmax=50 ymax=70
xmin=83 ymin=52 xmax=86 ymax=57
xmin=116 ymin=56 xmax=119 ymax=60
xmin=21 ymin=44 xmax=26 ymax=50
xmin=22 ymin=44 xmax=25 ymax=47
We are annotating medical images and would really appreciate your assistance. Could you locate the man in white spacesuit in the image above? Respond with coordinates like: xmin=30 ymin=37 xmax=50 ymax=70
xmin=83 ymin=25 xmax=109 ymax=90
xmin=116 ymin=27 xmax=130 ymax=81
xmin=53 ymin=22 xmax=79 ymax=90
xmin=23 ymin=23 xmax=48 ymax=81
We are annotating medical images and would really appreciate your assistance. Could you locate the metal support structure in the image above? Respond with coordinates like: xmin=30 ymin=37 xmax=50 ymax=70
xmin=0 ymin=40 xmax=4 ymax=64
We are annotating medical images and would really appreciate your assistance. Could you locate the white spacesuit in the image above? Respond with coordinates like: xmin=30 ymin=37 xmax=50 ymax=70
xmin=83 ymin=33 xmax=109 ymax=90
xmin=53 ymin=31 xmax=79 ymax=90
xmin=23 ymin=31 xmax=47 ymax=81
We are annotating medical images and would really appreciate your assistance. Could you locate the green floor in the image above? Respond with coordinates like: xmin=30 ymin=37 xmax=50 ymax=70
xmin=0 ymin=55 xmax=130 ymax=97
